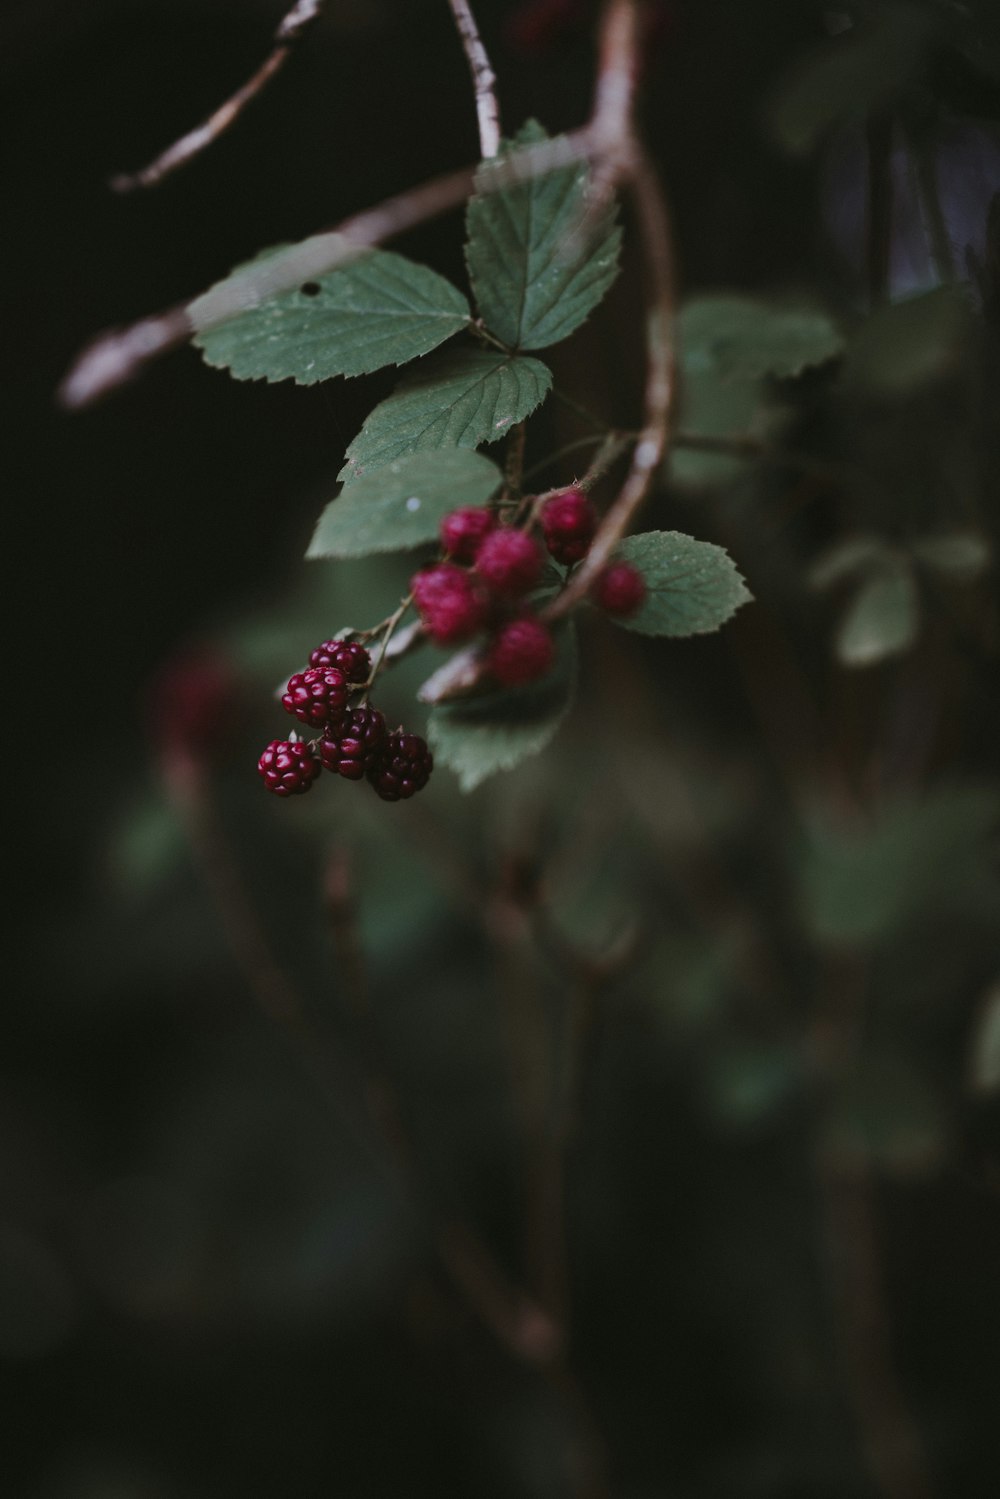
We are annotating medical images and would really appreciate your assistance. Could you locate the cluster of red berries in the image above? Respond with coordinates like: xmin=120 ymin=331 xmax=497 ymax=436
xmin=257 ymin=638 xmax=433 ymax=800
xmin=411 ymin=487 xmax=646 ymax=686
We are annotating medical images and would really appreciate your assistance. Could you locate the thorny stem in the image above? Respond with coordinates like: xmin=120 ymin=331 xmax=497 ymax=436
xmin=110 ymin=0 xmax=327 ymax=192
xmin=364 ymin=592 xmax=414 ymax=692
xmin=447 ymin=0 xmax=501 ymax=159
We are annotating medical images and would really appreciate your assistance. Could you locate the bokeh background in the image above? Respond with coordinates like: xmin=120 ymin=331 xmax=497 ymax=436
xmin=5 ymin=2 xmax=1000 ymax=1495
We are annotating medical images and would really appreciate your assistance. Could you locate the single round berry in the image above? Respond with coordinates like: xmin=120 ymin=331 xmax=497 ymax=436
xmin=308 ymin=638 xmax=371 ymax=683
xmin=258 ymin=739 xmax=320 ymax=797
xmin=592 ymin=561 xmax=647 ymax=617
xmin=368 ymin=731 xmax=434 ymax=802
xmin=411 ymin=563 xmax=488 ymax=645
xmin=487 ymin=615 xmax=555 ymax=686
xmin=281 ymin=667 xmax=349 ymax=727
xmin=319 ymin=705 xmax=387 ymax=780
xmin=475 ymin=528 xmax=544 ymax=597
xmin=440 ymin=506 xmax=496 ymax=562
xmin=540 ymin=487 xmax=597 ymax=565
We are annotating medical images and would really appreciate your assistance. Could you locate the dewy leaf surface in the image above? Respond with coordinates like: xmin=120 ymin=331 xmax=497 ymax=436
xmin=428 ymin=624 xmax=577 ymax=792
xmin=465 ymin=120 xmax=621 ymax=351
xmin=609 ymin=531 xmax=752 ymax=637
xmin=307 ymin=451 xmax=503 ymax=559
xmin=339 ymin=348 xmax=552 ymax=480
xmin=193 ymin=237 xmax=469 ymax=383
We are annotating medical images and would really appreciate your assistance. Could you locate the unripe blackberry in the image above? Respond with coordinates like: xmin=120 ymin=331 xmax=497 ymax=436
xmin=319 ymin=705 xmax=387 ymax=780
xmin=475 ymin=528 xmax=544 ymax=597
xmin=411 ymin=563 xmax=488 ymax=644
xmin=440 ymin=506 xmax=496 ymax=562
xmin=368 ymin=732 xmax=434 ymax=802
xmin=308 ymin=638 xmax=371 ymax=683
xmin=540 ymin=487 xmax=597 ymax=565
xmin=487 ymin=615 xmax=555 ymax=686
xmin=592 ymin=561 xmax=647 ymax=617
xmin=258 ymin=739 xmax=320 ymax=797
xmin=281 ymin=666 xmax=348 ymax=727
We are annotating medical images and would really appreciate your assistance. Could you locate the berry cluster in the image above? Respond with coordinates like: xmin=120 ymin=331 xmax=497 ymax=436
xmin=410 ymin=487 xmax=647 ymax=687
xmin=257 ymin=638 xmax=433 ymax=801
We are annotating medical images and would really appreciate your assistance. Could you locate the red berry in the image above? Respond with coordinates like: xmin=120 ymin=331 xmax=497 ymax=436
xmin=281 ymin=667 xmax=348 ymax=727
xmin=440 ymin=506 xmax=496 ymax=562
xmin=487 ymin=615 xmax=555 ymax=686
xmin=592 ymin=561 xmax=647 ymax=617
xmin=319 ymin=705 xmax=387 ymax=780
xmin=309 ymin=638 xmax=371 ymax=683
xmin=540 ymin=487 xmax=597 ymax=565
xmin=258 ymin=739 xmax=320 ymax=797
xmin=475 ymin=528 xmax=544 ymax=597
xmin=411 ymin=563 xmax=488 ymax=645
xmin=368 ymin=731 xmax=434 ymax=802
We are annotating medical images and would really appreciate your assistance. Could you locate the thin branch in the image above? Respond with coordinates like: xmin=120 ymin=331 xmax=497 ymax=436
xmin=544 ymin=147 xmax=676 ymax=621
xmin=59 ymin=131 xmax=591 ymax=410
xmin=447 ymin=0 xmax=501 ymax=159
xmin=111 ymin=0 xmax=326 ymax=193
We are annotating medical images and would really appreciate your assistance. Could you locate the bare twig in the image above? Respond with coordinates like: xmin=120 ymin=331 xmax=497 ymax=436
xmin=544 ymin=148 xmax=676 ymax=620
xmin=447 ymin=0 xmax=501 ymax=158
xmin=111 ymin=0 xmax=326 ymax=193
xmin=60 ymin=132 xmax=591 ymax=409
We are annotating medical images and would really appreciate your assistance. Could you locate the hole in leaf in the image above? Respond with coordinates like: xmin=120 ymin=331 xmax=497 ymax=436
xmin=300 ymin=282 xmax=321 ymax=297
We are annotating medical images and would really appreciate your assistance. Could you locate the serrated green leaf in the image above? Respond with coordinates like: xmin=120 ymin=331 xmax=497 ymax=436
xmin=670 ymin=294 xmax=841 ymax=487
xmin=428 ymin=624 xmax=576 ymax=791
xmin=765 ymin=6 xmax=933 ymax=157
xmin=835 ymin=561 xmax=919 ymax=666
xmin=338 ymin=348 xmax=552 ymax=480
xmin=608 ymin=531 xmax=752 ymax=637
xmin=679 ymin=294 xmax=844 ymax=381
xmin=307 ymin=451 xmax=503 ymax=559
xmin=192 ymin=237 xmax=469 ymax=383
xmin=465 ymin=120 xmax=621 ymax=351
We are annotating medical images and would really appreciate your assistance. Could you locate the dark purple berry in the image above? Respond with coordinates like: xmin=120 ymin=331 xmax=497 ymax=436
xmin=540 ymin=487 xmax=597 ymax=565
xmin=368 ymin=731 xmax=434 ymax=802
xmin=258 ymin=739 xmax=320 ymax=797
xmin=411 ymin=563 xmax=488 ymax=645
xmin=281 ymin=666 xmax=349 ymax=727
xmin=308 ymin=638 xmax=371 ymax=683
xmin=475 ymin=528 xmax=544 ymax=597
xmin=440 ymin=506 xmax=496 ymax=562
xmin=487 ymin=615 xmax=555 ymax=686
xmin=319 ymin=705 xmax=387 ymax=780
xmin=592 ymin=561 xmax=647 ymax=617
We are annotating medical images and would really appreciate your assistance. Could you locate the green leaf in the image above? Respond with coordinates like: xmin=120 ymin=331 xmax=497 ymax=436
xmin=464 ymin=120 xmax=621 ymax=350
xmin=428 ymin=624 xmax=577 ymax=791
xmin=671 ymin=294 xmax=841 ymax=487
xmin=799 ymin=786 xmax=1000 ymax=944
xmin=607 ymin=531 xmax=752 ymax=637
xmin=765 ymin=6 xmax=934 ymax=157
xmin=678 ymin=294 xmax=844 ymax=382
xmin=835 ymin=560 xmax=919 ymax=667
xmin=843 ymin=287 xmax=974 ymax=395
xmin=338 ymin=348 xmax=552 ymax=481
xmin=307 ymin=451 xmax=503 ymax=559
xmin=808 ymin=535 xmax=890 ymax=590
xmin=912 ymin=531 xmax=992 ymax=579
xmin=193 ymin=237 xmax=469 ymax=383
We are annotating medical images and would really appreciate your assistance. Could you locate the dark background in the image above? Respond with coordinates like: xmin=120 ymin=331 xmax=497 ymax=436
xmin=5 ymin=2 xmax=1000 ymax=1497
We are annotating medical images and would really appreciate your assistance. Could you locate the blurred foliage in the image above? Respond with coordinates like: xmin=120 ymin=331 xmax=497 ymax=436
xmin=7 ymin=2 xmax=1000 ymax=1498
